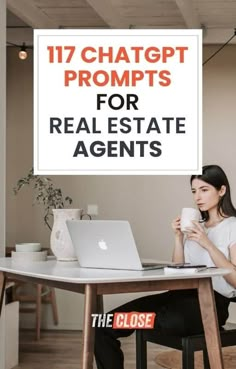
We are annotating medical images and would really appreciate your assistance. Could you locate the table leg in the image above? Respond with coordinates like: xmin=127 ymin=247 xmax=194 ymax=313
xmin=198 ymin=278 xmax=224 ymax=369
xmin=82 ymin=284 xmax=97 ymax=369
xmin=36 ymin=284 xmax=42 ymax=340
xmin=0 ymin=272 xmax=6 ymax=316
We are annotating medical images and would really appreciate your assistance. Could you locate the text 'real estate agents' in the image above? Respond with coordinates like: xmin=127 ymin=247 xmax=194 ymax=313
xmin=34 ymin=29 xmax=202 ymax=175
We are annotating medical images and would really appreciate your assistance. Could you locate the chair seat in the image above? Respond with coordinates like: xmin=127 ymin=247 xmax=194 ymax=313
xmin=136 ymin=326 xmax=236 ymax=369
xmin=140 ymin=326 xmax=236 ymax=349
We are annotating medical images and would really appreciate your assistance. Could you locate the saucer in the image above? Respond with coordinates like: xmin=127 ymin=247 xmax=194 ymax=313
xmin=12 ymin=250 xmax=47 ymax=262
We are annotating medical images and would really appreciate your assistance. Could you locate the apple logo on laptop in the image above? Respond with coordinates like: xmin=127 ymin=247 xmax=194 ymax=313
xmin=98 ymin=239 xmax=108 ymax=250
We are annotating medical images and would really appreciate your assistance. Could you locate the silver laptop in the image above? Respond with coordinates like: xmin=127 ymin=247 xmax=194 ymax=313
xmin=66 ymin=220 xmax=169 ymax=271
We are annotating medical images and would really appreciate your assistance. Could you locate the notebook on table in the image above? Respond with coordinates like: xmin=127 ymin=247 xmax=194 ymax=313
xmin=164 ymin=264 xmax=207 ymax=274
xmin=66 ymin=220 xmax=169 ymax=271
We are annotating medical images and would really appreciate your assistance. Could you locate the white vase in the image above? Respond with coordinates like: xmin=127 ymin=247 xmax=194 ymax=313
xmin=50 ymin=209 xmax=82 ymax=261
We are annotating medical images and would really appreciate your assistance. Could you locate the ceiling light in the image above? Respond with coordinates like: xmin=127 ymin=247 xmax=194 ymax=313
xmin=7 ymin=42 xmax=32 ymax=60
xmin=18 ymin=43 xmax=27 ymax=60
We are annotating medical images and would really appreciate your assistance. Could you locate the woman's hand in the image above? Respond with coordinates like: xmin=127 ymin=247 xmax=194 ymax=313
xmin=172 ymin=216 xmax=184 ymax=262
xmin=172 ymin=216 xmax=183 ymax=237
xmin=185 ymin=221 xmax=212 ymax=249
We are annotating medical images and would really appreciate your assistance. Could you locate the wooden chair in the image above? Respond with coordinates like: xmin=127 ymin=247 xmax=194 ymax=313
xmin=6 ymin=246 xmax=59 ymax=339
xmin=136 ymin=298 xmax=236 ymax=369
xmin=12 ymin=282 xmax=58 ymax=340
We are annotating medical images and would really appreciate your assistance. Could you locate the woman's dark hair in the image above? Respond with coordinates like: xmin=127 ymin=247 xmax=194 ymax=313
xmin=190 ymin=165 xmax=236 ymax=221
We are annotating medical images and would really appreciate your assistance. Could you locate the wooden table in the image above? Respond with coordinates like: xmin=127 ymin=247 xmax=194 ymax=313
xmin=0 ymin=258 xmax=230 ymax=369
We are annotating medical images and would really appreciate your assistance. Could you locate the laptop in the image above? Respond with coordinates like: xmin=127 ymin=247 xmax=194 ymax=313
xmin=66 ymin=220 xmax=169 ymax=271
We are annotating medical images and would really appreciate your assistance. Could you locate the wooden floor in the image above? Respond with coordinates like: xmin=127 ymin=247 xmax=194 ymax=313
xmin=15 ymin=329 xmax=168 ymax=369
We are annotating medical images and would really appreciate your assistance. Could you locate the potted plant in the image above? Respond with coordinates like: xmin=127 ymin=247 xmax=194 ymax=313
xmin=14 ymin=168 xmax=73 ymax=230
xmin=14 ymin=168 xmax=81 ymax=260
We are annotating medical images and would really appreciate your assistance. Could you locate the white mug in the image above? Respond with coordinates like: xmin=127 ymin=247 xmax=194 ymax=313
xmin=180 ymin=208 xmax=200 ymax=233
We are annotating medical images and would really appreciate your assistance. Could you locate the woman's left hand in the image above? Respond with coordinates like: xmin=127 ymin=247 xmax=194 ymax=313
xmin=185 ymin=221 xmax=212 ymax=250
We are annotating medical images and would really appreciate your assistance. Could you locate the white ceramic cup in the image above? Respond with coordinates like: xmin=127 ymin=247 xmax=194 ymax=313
xmin=180 ymin=208 xmax=200 ymax=233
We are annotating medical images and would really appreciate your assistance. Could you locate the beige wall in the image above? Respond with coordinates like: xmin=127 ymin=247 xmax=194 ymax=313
xmin=6 ymin=45 xmax=236 ymax=329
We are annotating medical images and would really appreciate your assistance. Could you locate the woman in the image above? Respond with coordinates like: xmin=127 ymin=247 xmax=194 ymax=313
xmin=95 ymin=165 xmax=236 ymax=369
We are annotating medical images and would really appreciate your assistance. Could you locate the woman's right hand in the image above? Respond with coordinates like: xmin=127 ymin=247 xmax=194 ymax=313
xmin=171 ymin=216 xmax=183 ymax=237
xmin=172 ymin=216 xmax=184 ymax=262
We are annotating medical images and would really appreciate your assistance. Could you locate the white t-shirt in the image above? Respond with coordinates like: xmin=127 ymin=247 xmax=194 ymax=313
xmin=184 ymin=216 xmax=236 ymax=298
